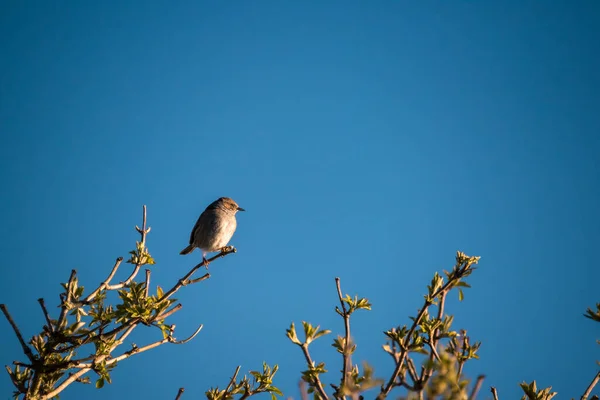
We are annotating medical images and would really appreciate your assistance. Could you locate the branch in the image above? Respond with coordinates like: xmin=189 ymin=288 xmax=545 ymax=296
xmin=57 ymin=269 xmax=77 ymax=329
xmin=155 ymin=304 xmax=183 ymax=321
xmin=82 ymin=257 xmax=124 ymax=303
xmin=105 ymin=264 xmax=142 ymax=291
xmin=6 ymin=365 xmax=27 ymax=394
xmin=144 ymin=269 xmax=151 ymax=298
xmin=468 ymin=375 xmax=485 ymax=400
xmin=300 ymin=344 xmax=329 ymax=400
xmin=335 ymin=277 xmax=351 ymax=397
xmin=491 ymin=386 xmax=499 ymax=400
xmin=104 ymin=206 xmax=151 ymax=292
xmin=225 ymin=365 xmax=241 ymax=394
xmin=175 ymin=388 xmax=185 ymax=400
xmin=582 ymin=371 xmax=600 ymax=400
xmin=457 ymin=330 xmax=468 ymax=378
xmin=377 ymin=273 xmax=464 ymax=399
xmin=420 ymin=291 xmax=447 ymax=388
xmin=160 ymin=246 xmax=236 ymax=302
xmin=37 ymin=298 xmax=54 ymax=334
xmin=168 ymin=324 xmax=203 ymax=345
xmin=0 ymin=304 xmax=35 ymax=362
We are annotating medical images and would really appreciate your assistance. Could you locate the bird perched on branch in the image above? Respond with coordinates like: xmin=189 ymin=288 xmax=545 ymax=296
xmin=180 ymin=197 xmax=245 ymax=267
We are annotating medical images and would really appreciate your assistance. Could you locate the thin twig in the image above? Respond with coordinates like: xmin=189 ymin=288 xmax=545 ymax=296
xmin=144 ymin=269 xmax=151 ymax=298
xmin=169 ymin=324 xmax=203 ymax=345
xmin=0 ymin=304 xmax=35 ymax=362
xmin=106 ymin=206 xmax=150 ymax=291
xmin=175 ymin=388 xmax=185 ymax=400
xmin=582 ymin=371 xmax=600 ymax=400
xmin=5 ymin=365 xmax=26 ymax=393
xmin=335 ymin=277 xmax=352 ymax=397
xmin=468 ymin=375 xmax=485 ymax=400
xmin=187 ymin=273 xmax=211 ymax=285
xmin=300 ymin=380 xmax=309 ymax=400
xmin=300 ymin=344 xmax=329 ymax=400
xmin=78 ymin=334 xmax=172 ymax=368
xmin=491 ymin=386 xmax=499 ymax=400
xmin=160 ymin=247 xmax=236 ymax=302
xmin=156 ymin=304 xmax=183 ymax=321
xmin=420 ymin=291 xmax=447 ymax=389
xmin=406 ymin=357 xmax=419 ymax=385
xmin=57 ymin=269 xmax=77 ymax=329
xmin=457 ymin=330 xmax=468 ymax=378
xmin=37 ymin=298 xmax=54 ymax=333
xmin=225 ymin=366 xmax=241 ymax=394
xmin=83 ymin=257 xmax=123 ymax=303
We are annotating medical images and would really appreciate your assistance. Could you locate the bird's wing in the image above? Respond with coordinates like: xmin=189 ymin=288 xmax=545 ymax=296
xmin=189 ymin=211 xmax=206 ymax=244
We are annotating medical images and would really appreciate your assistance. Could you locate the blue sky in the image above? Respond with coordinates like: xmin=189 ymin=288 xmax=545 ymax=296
xmin=1 ymin=1 xmax=599 ymax=399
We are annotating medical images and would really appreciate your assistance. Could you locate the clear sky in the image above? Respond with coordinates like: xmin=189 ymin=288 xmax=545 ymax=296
xmin=1 ymin=1 xmax=599 ymax=399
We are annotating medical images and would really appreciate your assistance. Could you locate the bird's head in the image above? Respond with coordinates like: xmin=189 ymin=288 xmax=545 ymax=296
xmin=212 ymin=197 xmax=245 ymax=214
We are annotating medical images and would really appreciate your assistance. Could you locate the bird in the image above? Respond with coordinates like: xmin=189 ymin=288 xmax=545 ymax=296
xmin=180 ymin=197 xmax=245 ymax=267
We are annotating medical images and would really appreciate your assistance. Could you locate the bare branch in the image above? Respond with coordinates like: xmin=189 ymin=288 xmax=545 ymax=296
xmin=187 ymin=273 xmax=211 ymax=285
xmin=169 ymin=324 xmax=203 ymax=345
xmin=57 ymin=269 xmax=77 ymax=329
xmin=300 ymin=380 xmax=309 ymax=400
xmin=0 ymin=304 xmax=35 ymax=362
xmin=156 ymin=304 xmax=183 ymax=321
xmin=582 ymin=371 xmax=600 ymax=400
xmin=175 ymin=388 xmax=185 ymax=400
xmin=225 ymin=365 xmax=241 ymax=394
xmin=491 ymin=386 xmax=499 ymax=400
xmin=82 ymin=257 xmax=124 ymax=303
xmin=144 ymin=269 xmax=151 ymax=298
xmin=37 ymin=298 xmax=54 ymax=334
xmin=160 ymin=247 xmax=236 ymax=302
xmin=468 ymin=375 xmax=485 ymax=400
xmin=105 ymin=206 xmax=151 ymax=292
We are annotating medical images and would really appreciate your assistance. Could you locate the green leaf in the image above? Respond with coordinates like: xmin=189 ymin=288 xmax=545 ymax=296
xmin=458 ymin=289 xmax=464 ymax=302
xmin=96 ymin=378 xmax=104 ymax=389
xmin=286 ymin=322 xmax=301 ymax=345
xmin=269 ymin=386 xmax=283 ymax=396
xmin=313 ymin=329 xmax=331 ymax=340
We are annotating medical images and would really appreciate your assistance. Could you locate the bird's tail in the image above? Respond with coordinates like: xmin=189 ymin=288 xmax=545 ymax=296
xmin=180 ymin=244 xmax=195 ymax=255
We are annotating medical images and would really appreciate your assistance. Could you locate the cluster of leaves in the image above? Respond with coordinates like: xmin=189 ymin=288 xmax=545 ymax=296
xmin=4 ymin=207 xmax=599 ymax=400
xmin=4 ymin=237 xmax=169 ymax=399
xmin=205 ymin=363 xmax=282 ymax=400
xmin=2 ymin=209 xmax=204 ymax=400
xmin=285 ymin=251 xmax=484 ymax=400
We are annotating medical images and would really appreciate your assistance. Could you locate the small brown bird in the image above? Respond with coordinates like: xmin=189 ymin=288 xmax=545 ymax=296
xmin=180 ymin=197 xmax=245 ymax=266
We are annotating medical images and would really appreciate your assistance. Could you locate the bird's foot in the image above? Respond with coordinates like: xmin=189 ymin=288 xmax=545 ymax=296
xmin=202 ymin=257 xmax=210 ymax=270
xmin=220 ymin=246 xmax=236 ymax=254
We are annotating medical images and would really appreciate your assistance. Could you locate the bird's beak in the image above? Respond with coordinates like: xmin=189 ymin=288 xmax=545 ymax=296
xmin=237 ymin=207 xmax=245 ymax=212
